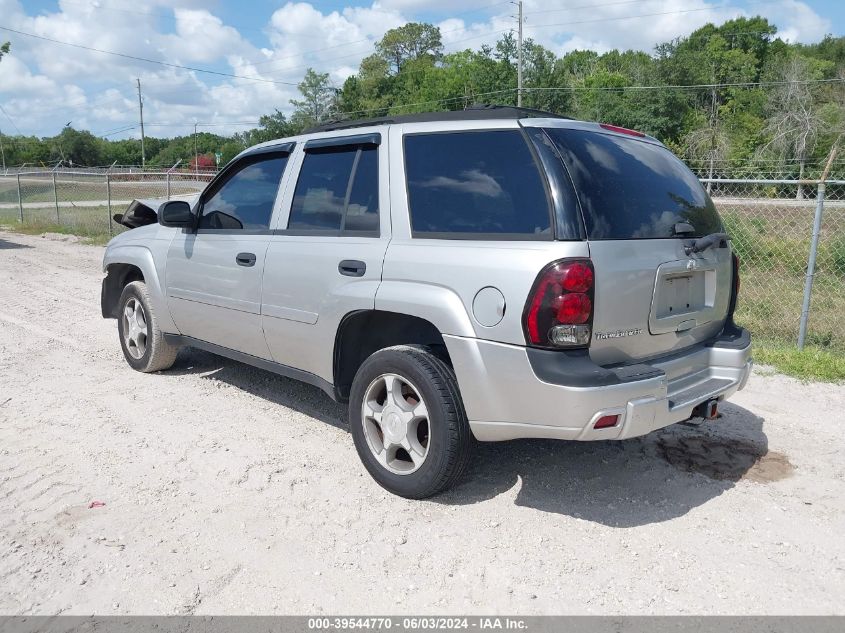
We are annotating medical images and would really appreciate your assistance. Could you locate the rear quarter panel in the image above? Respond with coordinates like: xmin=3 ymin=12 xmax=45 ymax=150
xmin=382 ymin=121 xmax=589 ymax=345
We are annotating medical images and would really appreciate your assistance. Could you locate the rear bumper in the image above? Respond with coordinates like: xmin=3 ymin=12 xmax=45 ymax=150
xmin=444 ymin=327 xmax=752 ymax=442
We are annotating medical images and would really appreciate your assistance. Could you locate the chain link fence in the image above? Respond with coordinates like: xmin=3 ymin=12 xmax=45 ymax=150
xmin=0 ymin=170 xmax=215 ymax=239
xmin=1 ymin=167 xmax=843 ymax=353
xmin=706 ymin=176 xmax=845 ymax=353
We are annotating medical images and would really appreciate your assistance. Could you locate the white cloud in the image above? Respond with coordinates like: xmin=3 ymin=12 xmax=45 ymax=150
xmin=168 ymin=9 xmax=250 ymax=63
xmin=262 ymin=2 xmax=404 ymax=82
xmin=776 ymin=0 xmax=832 ymax=43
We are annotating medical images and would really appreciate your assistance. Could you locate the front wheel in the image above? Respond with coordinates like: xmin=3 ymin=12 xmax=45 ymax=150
xmin=117 ymin=281 xmax=179 ymax=373
xmin=348 ymin=345 xmax=472 ymax=499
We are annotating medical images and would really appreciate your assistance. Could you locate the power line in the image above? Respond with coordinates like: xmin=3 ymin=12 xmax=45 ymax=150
xmin=330 ymin=87 xmax=518 ymax=119
xmin=0 ymin=26 xmax=300 ymax=87
xmin=100 ymin=125 xmax=139 ymax=137
xmin=529 ymin=0 xmax=657 ymax=16
xmin=530 ymin=0 xmax=781 ymax=31
xmin=258 ymin=26 xmax=512 ymax=83
xmin=0 ymin=104 xmax=23 ymax=135
xmin=523 ymin=77 xmax=845 ymax=91
xmin=242 ymin=0 xmax=512 ymax=72
xmin=246 ymin=21 xmax=512 ymax=78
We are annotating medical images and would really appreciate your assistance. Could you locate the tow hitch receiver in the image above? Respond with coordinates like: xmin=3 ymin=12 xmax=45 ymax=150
xmin=692 ymin=399 xmax=720 ymax=420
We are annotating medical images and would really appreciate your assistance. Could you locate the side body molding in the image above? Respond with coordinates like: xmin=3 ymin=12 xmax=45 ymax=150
xmin=103 ymin=244 xmax=180 ymax=335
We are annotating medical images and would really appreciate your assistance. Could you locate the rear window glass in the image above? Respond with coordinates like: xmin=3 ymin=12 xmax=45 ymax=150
xmin=543 ymin=128 xmax=722 ymax=239
xmin=288 ymin=146 xmax=379 ymax=235
xmin=404 ymin=130 xmax=552 ymax=238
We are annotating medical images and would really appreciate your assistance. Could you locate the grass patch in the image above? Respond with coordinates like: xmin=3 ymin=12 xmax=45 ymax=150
xmin=0 ymin=203 xmax=123 ymax=245
xmin=753 ymin=340 xmax=845 ymax=383
xmin=1 ymin=221 xmax=115 ymax=245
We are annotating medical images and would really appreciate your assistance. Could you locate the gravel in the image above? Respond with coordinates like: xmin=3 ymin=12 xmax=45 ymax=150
xmin=0 ymin=230 xmax=843 ymax=615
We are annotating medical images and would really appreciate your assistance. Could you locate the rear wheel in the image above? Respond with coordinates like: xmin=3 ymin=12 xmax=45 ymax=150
xmin=117 ymin=281 xmax=179 ymax=373
xmin=349 ymin=345 xmax=472 ymax=498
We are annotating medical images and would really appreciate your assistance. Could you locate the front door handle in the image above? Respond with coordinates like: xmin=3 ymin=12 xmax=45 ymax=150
xmin=338 ymin=260 xmax=366 ymax=277
xmin=236 ymin=252 xmax=257 ymax=267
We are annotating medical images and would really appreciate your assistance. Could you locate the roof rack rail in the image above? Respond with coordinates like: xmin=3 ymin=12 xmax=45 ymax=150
xmin=305 ymin=104 xmax=569 ymax=134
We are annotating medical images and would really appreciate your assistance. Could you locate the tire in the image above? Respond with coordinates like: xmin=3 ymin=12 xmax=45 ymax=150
xmin=116 ymin=281 xmax=180 ymax=373
xmin=348 ymin=345 xmax=472 ymax=499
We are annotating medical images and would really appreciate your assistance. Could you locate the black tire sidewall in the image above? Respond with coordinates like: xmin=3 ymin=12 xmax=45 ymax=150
xmin=117 ymin=284 xmax=153 ymax=371
xmin=349 ymin=348 xmax=463 ymax=498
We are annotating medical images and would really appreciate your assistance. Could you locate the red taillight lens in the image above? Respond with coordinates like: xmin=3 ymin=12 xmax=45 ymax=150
xmin=524 ymin=259 xmax=595 ymax=347
xmin=599 ymin=123 xmax=645 ymax=137
xmin=555 ymin=293 xmax=592 ymax=324
xmin=561 ymin=262 xmax=593 ymax=293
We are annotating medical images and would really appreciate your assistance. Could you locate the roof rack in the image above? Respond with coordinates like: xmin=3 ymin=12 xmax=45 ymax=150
xmin=305 ymin=104 xmax=569 ymax=134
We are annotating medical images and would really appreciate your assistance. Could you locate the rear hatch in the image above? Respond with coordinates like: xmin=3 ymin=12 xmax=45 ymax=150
xmin=540 ymin=125 xmax=732 ymax=365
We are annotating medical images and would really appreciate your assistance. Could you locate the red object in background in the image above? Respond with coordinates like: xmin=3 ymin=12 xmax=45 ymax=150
xmin=190 ymin=154 xmax=216 ymax=171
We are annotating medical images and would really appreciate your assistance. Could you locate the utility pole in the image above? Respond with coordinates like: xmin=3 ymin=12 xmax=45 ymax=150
xmin=194 ymin=122 xmax=198 ymax=177
xmin=136 ymin=78 xmax=146 ymax=169
xmin=517 ymin=0 xmax=524 ymax=107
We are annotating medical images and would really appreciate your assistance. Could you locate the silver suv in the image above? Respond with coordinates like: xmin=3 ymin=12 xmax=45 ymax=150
xmin=101 ymin=107 xmax=752 ymax=498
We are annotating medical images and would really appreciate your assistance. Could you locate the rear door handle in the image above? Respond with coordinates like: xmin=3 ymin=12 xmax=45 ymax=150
xmin=236 ymin=252 xmax=257 ymax=267
xmin=338 ymin=260 xmax=366 ymax=277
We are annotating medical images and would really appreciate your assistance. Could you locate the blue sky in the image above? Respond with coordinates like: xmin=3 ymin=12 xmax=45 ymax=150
xmin=1 ymin=0 xmax=841 ymax=141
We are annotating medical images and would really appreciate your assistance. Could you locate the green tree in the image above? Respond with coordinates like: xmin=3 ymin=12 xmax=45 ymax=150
xmin=376 ymin=23 xmax=443 ymax=74
xmin=52 ymin=127 xmax=104 ymax=166
xmin=759 ymin=54 xmax=834 ymax=195
xmin=219 ymin=140 xmax=245 ymax=165
xmin=290 ymin=68 xmax=335 ymax=129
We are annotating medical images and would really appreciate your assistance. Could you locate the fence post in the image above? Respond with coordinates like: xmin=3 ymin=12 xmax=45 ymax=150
xmin=166 ymin=172 xmax=171 ymax=200
xmin=106 ymin=174 xmax=113 ymax=237
xmin=16 ymin=173 xmax=23 ymax=222
xmin=52 ymin=172 xmax=59 ymax=223
xmin=798 ymin=182 xmax=825 ymax=350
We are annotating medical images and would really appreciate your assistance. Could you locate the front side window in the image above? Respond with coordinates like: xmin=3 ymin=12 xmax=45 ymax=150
xmin=287 ymin=146 xmax=379 ymax=235
xmin=404 ymin=130 xmax=552 ymax=238
xmin=199 ymin=154 xmax=288 ymax=230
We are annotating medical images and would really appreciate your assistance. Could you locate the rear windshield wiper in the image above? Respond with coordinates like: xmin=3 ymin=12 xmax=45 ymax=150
xmin=685 ymin=232 xmax=729 ymax=255
xmin=672 ymin=223 xmax=728 ymax=254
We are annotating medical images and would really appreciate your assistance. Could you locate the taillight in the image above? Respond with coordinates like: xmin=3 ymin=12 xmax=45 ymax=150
xmin=523 ymin=259 xmax=594 ymax=348
xmin=599 ymin=123 xmax=645 ymax=137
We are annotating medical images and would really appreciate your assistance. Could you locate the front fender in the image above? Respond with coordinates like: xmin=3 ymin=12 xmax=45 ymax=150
xmin=374 ymin=281 xmax=476 ymax=338
xmin=103 ymin=244 xmax=179 ymax=334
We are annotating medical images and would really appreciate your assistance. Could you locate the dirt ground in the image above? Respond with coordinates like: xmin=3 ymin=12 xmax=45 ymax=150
xmin=1 ymin=230 xmax=843 ymax=615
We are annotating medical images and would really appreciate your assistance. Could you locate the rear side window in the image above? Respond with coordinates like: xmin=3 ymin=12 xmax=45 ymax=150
xmin=199 ymin=154 xmax=288 ymax=230
xmin=287 ymin=146 xmax=379 ymax=235
xmin=404 ymin=130 xmax=552 ymax=238
xmin=543 ymin=128 xmax=722 ymax=239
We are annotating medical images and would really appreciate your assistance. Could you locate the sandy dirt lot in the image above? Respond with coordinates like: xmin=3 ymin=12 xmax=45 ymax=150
xmin=1 ymin=230 xmax=843 ymax=615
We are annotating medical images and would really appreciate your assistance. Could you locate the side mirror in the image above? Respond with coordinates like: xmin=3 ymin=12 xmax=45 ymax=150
xmin=159 ymin=200 xmax=194 ymax=228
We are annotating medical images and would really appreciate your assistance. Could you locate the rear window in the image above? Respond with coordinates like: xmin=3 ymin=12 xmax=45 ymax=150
xmin=287 ymin=145 xmax=379 ymax=235
xmin=543 ymin=128 xmax=722 ymax=239
xmin=404 ymin=130 xmax=552 ymax=239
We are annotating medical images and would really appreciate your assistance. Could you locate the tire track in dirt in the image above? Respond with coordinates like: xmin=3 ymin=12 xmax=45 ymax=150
xmin=1 ymin=230 xmax=844 ymax=616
